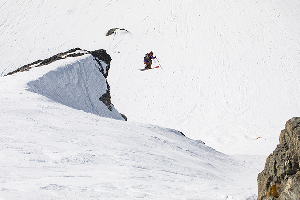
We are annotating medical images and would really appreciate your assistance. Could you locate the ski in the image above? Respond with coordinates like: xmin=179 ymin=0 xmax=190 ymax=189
xmin=139 ymin=66 xmax=159 ymax=71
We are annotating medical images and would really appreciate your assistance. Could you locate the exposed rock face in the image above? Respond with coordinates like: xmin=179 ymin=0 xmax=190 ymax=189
xmin=106 ymin=28 xmax=129 ymax=36
xmin=257 ymin=117 xmax=300 ymax=200
xmin=90 ymin=49 xmax=111 ymax=78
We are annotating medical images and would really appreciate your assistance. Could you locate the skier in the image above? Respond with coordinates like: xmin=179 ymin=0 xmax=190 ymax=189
xmin=144 ymin=51 xmax=156 ymax=69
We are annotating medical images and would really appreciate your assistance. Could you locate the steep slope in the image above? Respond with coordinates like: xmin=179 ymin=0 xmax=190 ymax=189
xmin=0 ymin=58 xmax=264 ymax=199
xmin=106 ymin=0 xmax=300 ymax=155
xmin=2 ymin=49 xmax=124 ymax=120
xmin=1 ymin=0 xmax=300 ymax=155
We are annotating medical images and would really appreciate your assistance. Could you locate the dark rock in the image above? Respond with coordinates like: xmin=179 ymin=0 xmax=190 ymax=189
xmin=89 ymin=49 xmax=111 ymax=78
xmin=5 ymin=48 xmax=86 ymax=76
xmin=177 ymin=130 xmax=185 ymax=136
xmin=106 ymin=28 xmax=118 ymax=36
xmin=88 ymin=50 xmax=116 ymax=112
xmin=106 ymin=28 xmax=128 ymax=36
xmin=121 ymin=114 xmax=127 ymax=121
xmin=257 ymin=117 xmax=300 ymax=200
xmin=99 ymin=89 xmax=112 ymax=111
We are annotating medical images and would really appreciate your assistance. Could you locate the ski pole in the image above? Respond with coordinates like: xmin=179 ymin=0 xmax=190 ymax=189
xmin=155 ymin=57 xmax=162 ymax=69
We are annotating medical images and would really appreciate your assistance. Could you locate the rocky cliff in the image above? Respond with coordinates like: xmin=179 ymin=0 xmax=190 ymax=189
xmin=257 ymin=117 xmax=300 ymax=200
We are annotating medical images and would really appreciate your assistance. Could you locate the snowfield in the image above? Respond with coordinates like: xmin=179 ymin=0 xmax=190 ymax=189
xmin=0 ymin=56 xmax=264 ymax=199
xmin=1 ymin=0 xmax=300 ymax=199
xmin=1 ymin=0 xmax=300 ymax=155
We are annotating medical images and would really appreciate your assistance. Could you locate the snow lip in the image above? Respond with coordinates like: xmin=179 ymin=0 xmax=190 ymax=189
xmin=4 ymin=48 xmax=112 ymax=77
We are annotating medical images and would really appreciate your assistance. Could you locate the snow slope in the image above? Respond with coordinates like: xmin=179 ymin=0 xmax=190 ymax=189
xmin=26 ymin=54 xmax=124 ymax=120
xmin=0 ymin=56 xmax=264 ymax=199
xmin=1 ymin=0 xmax=300 ymax=155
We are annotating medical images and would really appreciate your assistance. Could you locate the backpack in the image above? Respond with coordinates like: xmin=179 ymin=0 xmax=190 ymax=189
xmin=144 ymin=53 xmax=151 ymax=63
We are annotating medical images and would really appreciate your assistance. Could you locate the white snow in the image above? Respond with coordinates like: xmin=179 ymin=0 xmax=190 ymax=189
xmin=0 ymin=115 xmax=262 ymax=199
xmin=0 ymin=56 xmax=264 ymax=199
xmin=1 ymin=0 xmax=300 ymax=155
xmin=1 ymin=0 xmax=300 ymax=199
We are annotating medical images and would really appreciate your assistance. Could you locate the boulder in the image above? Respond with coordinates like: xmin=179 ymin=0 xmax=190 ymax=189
xmin=257 ymin=117 xmax=300 ymax=200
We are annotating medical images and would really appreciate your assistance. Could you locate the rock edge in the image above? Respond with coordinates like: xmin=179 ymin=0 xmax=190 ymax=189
xmin=257 ymin=117 xmax=300 ymax=200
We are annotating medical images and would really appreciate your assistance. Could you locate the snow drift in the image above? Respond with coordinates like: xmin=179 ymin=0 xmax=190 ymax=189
xmin=5 ymin=48 xmax=125 ymax=121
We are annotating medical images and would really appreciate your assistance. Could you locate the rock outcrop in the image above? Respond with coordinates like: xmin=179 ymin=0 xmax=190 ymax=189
xmin=5 ymin=48 xmax=86 ymax=76
xmin=257 ymin=117 xmax=300 ymax=200
xmin=106 ymin=28 xmax=129 ymax=36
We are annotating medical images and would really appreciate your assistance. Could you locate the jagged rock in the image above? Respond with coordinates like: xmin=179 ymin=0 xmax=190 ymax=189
xmin=99 ymin=88 xmax=113 ymax=111
xmin=106 ymin=28 xmax=128 ymax=36
xmin=120 ymin=113 xmax=127 ymax=121
xmin=257 ymin=117 xmax=300 ymax=200
xmin=89 ymin=49 xmax=111 ymax=78
xmin=5 ymin=48 xmax=84 ymax=76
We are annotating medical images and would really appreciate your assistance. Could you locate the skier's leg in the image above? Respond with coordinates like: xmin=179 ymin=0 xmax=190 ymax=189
xmin=145 ymin=62 xmax=151 ymax=69
xmin=149 ymin=60 xmax=152 ymax=69
xmin=144 ymin=62 xmax=147 ymax=68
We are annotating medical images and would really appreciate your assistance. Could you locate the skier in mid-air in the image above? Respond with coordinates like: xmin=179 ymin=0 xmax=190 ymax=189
xmin=144 ymin=51 xmax=156 ymax=69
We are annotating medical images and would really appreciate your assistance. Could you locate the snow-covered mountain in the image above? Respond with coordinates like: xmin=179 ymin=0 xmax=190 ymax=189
xmin=1 ymin=0 xmax=300 ymax=198
xmin=1 ymin=0 xmax=300 ymax=155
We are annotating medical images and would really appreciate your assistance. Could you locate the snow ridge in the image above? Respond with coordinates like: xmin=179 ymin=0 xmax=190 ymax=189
xmin=19 ymin=49 xmax=126 ymax=121
xmin=5 ymin=48 xmax=88 ymax=76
